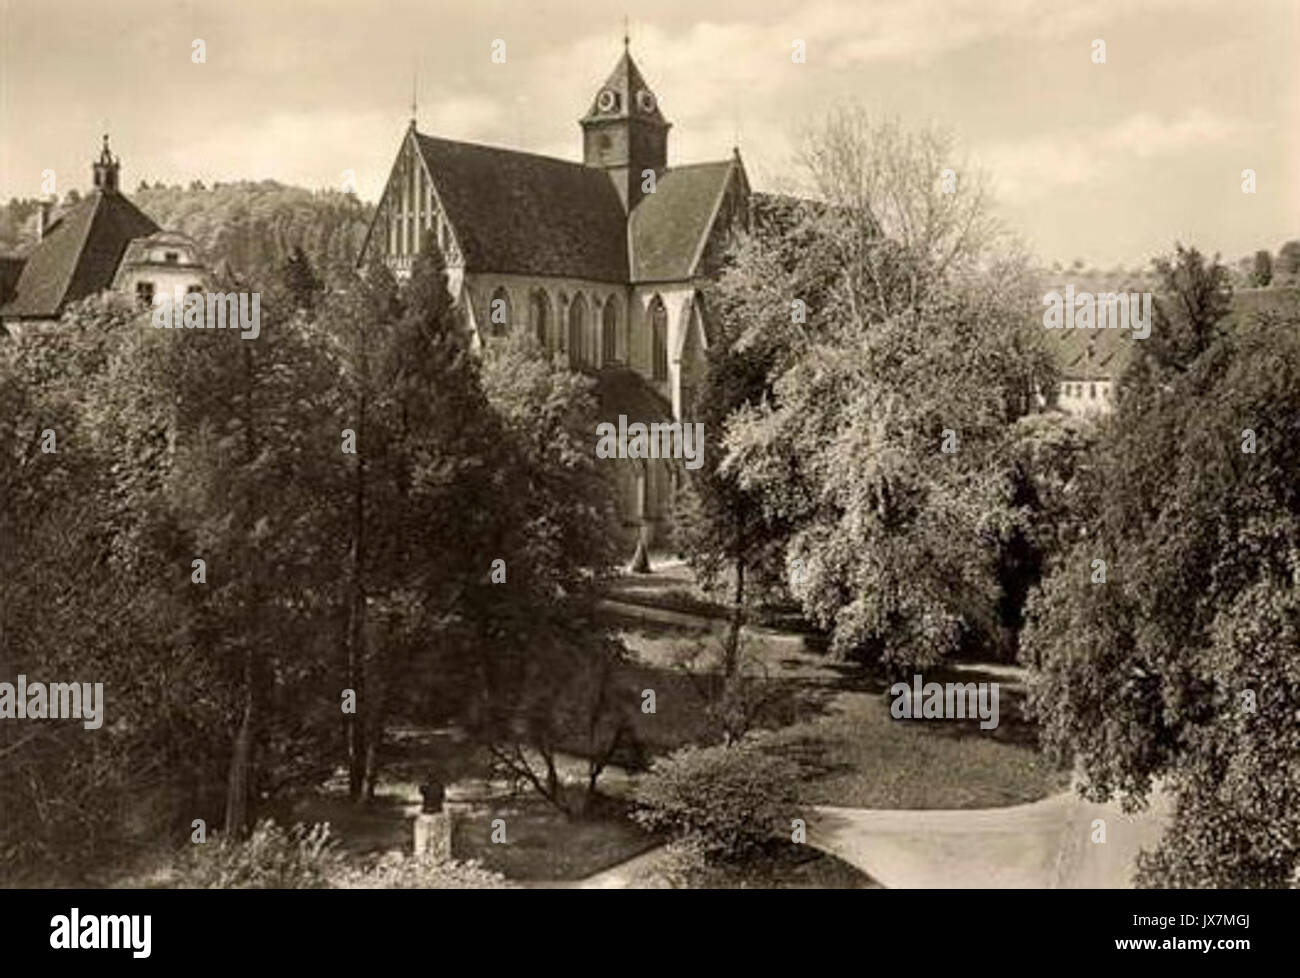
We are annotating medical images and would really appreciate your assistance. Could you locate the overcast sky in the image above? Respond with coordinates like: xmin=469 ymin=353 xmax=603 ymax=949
xmin=1 ymin=0 xmax=1295 ymax=267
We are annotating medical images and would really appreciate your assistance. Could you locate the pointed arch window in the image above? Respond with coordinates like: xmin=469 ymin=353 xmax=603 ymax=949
xmin=488 ymin=287 xmax=511 ymax=339
xmin=601 ymin=297 xmax=618 ymax=366
xmin=650 ymin=295 xmax=668 ymax=381
xmin=680 ymin=302 xmax=705 ymax=416
xmin=569 ymin=294 xmax=588 ymax=368
xmin=529 ymin=290 xmax=550 ymax=348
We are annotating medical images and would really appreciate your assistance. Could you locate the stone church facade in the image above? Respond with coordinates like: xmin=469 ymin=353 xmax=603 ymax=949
xmin=359 ymin=45 xmax=751 ymax=551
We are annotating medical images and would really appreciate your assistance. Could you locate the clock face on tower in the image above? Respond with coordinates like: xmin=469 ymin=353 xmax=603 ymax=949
xmin=636 ymin=89 xmax=656 ymax=113
xmin=597 ymin=89 xmax=618 ymax=113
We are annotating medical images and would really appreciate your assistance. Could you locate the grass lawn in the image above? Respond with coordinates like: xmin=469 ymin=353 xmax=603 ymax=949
xmin=597 ymin=620 xmax=838 ymax=760
xmin=613 ymin=612 xmax=1068 ymax=810
xmin=118 ymin=597 xmax=1063 ymax=888
xmin=256 ymin=738 xmax=660 ymax=883
xmin=770 ymin=692 xmax=1069 ymax=809
xmin=453 ymin=793 xmax=659 ymax=881
xmin=604 ymin=557 xmax=814 ymax=632
xmin=272 ymin=621 xmax=1065 ymax=886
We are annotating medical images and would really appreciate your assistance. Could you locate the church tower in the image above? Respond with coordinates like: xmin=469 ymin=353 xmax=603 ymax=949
xmin=92 ymin=134 xmax=120 ymax=194
xmin=579 ymin=41 xmax=670 ymax=211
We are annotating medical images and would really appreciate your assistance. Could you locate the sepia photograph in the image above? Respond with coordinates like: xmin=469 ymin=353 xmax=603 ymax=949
xmin=0 ymin=0 xmax=1296 ymax=960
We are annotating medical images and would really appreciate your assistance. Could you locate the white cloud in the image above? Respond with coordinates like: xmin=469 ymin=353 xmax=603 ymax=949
xmin=983 ymin=109 xmax=1240 ymax=200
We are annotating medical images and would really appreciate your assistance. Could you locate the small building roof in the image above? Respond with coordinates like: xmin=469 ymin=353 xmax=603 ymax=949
xmin=1044 ymin=287 xmax=1300 ymax=382
xmin=1049 ymin=327 xmax=1137 ymax=381
xmin=116 ymin=229 xmax=207 ymax=270
xmin=0 ymin=190 xmax=158 ymax=319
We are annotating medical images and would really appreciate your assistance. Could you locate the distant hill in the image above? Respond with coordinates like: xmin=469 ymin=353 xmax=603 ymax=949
xmin=2 ymin=182 xmax=374 ymax=283
xmin=132 ymin=181 xmax=372 ymax=280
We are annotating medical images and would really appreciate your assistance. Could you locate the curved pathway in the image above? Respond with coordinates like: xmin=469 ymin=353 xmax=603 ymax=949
xmin=807 ymin=782 xmax=1173 ymax=888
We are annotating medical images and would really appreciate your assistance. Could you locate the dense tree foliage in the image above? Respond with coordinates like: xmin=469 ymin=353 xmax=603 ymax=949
xmin=471 ymin=327 xmax=632 ymax=816
xmin=1252 ymin=249 xmax=1273 ymax=287
xmin=1023 ymin=248 xmax=1300 ymax=886
xmin=709 ymin=110 xmax=1055 ymax=669
xmin=134 ymin=182 xmax=369 ymax=281
xmin=0 ymin=240 xmax=626 ymax=875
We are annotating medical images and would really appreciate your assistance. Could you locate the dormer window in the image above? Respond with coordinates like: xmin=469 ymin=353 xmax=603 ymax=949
xmin=597 ymin=89 xmax=620 ymax=113
xmin=165 ymin=251 xmax=179 ymax=264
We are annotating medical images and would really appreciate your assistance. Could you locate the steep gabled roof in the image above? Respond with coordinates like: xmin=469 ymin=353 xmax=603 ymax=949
xmin=1043 ymin=287 xmax=1300 ymax=382
xmin=1049 ymin=326 xmax=1137 ymax=381
xmin=629 ymin=159 xmax=737 ymax=282
xmin=412 ymin=132 xmax=629 ymax=282
xmin=0 ymin=191 xmax=159 ymax=318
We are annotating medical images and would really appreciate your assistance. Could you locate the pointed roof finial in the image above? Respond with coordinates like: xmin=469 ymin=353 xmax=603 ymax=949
xmin=410 ymin=63 xmax=418 ymax=128
xmin=93 ymin=132 xmax=120 ymax=193
xmin=623 ymin=15 xmax=629 ymax=51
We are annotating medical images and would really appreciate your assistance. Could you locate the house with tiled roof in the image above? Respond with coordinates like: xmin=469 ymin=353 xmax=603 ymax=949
xmin=1048 ymin=325 xmax=1138 ymax=415
xmin=360 ymin=44 xmax=751 ymax=547
xmin=1040 ymin=280 xmax=1300 ymax=417
xmin=111 ymin=229 xmax=209 ymax=308
xmin=0 ymin=137 xmax=207 ymax=335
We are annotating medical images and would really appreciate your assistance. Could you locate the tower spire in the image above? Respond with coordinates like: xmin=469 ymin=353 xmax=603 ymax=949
xmin=93 ymin=133 xmax=120 ymax=194
xmin=580 ymin=41 xmax=670 ymax=211
xmin=410 ymin=63 xmax=418 ymax=128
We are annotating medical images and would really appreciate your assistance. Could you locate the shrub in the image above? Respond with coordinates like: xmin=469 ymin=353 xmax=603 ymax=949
xmin=649 ymin=837 xmax=712 ymax=888
xmin=169 ymin=819 xmax=520 ymax=889
xmin=631 ymin=742 xmax=800 ymax=862
xmin=173 ymin=819 xmax=341 ymax=889
xmin=329 ymin=851 xmax=517 ymax=889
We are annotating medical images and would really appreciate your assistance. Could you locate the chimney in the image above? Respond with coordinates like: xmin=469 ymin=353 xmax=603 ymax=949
xmin=37 ymin=199 xmax=52 ymax=241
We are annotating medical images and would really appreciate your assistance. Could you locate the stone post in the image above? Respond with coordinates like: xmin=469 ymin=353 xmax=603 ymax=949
xmin=413 ymin=810 xmax=452 ymax=861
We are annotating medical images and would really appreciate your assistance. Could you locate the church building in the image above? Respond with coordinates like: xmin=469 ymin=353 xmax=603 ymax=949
xmin=359 ymin=44 xmax=751 ymax=550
